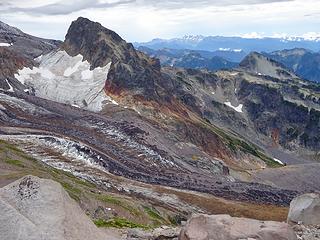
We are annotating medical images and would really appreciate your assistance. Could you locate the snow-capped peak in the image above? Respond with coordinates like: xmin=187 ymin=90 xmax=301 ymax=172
xmin=181 ymin=35 xmax=205 ymax=43
xmin=218 ymin=48 xmax=243 ymax=52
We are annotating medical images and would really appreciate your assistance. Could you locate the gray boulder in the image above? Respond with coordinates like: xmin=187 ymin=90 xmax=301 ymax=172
xmin=288 ymin=193 xmax=320 ymax=225
xmin=180 ymin=214 xmax=297 ymax=240
xmin=0 ymin=175 xmax=111 ymax=240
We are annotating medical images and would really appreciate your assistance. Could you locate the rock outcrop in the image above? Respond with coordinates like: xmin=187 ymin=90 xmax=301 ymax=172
xmin=287 ymin=193 xmax=320 ymax=225
xmin=179 ymin=214 xmax=297 ymax=240
xmin=0 ymin=175 xmax=110 ymax=240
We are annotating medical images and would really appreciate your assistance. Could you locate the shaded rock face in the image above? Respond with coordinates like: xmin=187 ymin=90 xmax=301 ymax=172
xmin=0 ymin=175 xmax=108 ymax=240
xmin=63 ymin=17 xmax=165 ymax=100
xmin=238 ymin=80 xmax=320 ymax=151
xmin=288 ymin=193 xmax=320 ymax=225
xmin=180 ymin=214 xmax=297 ymax=240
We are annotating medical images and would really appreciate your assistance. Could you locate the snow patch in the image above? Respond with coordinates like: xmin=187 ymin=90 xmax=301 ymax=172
xmin=229 ymin=72 xmax=238 ymax=76
xmin=273 ymin=158 xmax=284 ymax=165
xmin=64 ymin=59 xmax=85 ymax=77
xmin=224 ymin=102 xmax=243 ymax=113
xmin=81 ymin=69 xmax=93 ymax=80
xmin=219 ymin=48 xmax=242 ymax=52
xmin=14 ymin=67 xmax=55 ymax=83
xmin=5 ymin=79 xmax=14 ymax=92
xmin=105 ymin=95 xmax=119 ymax=105
xmin=219 ymin=48 xmax=231 ymax=51
xmin=0 ymin=42 xmax=11 ymax=47
xmin=211 ymin=91 xmax=215 ymax=95
xmin=35 ymin=55 xmax=43 ymax=61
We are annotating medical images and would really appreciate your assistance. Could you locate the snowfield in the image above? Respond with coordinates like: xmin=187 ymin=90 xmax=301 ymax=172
xmin=14 ymin=50 xmax=113 ymax=112
xmin=224 ymin=101 xmax=243 ymax=113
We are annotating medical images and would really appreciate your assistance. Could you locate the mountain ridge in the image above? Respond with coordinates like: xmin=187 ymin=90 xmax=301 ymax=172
xmin=135 ymin=35 xmax=320 ymax=53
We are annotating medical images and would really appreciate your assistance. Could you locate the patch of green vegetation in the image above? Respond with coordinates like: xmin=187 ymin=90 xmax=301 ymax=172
xmin=143 ymin=206 xmax=166 ymax=224
xmin=61 ymin=182 xmax=81 ymax=201
xmin=16 ymin=152 xmax=38 ymax=162
xmin=4 ymin=158 xmax=25 ymax=168
xmin=3 ymin=144 xmax=24 ymax=154
xmin=94 ymin=218 xmax=149 ymax=229
xmin=229 ymin=138 xmax=281 ymax=167
xmin=97 ymin=194 xmax=140 ymax=216
xmin=97 ymin=194 xmax=122 ymax=205
xmin=73 ymin=178 xmax=96 ymax=188
xmin=198 ymin=118 xmax=282 ymax=168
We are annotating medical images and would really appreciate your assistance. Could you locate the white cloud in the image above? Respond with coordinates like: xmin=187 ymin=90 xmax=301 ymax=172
xmin=0 ymin=0 xmax=319 ymax=42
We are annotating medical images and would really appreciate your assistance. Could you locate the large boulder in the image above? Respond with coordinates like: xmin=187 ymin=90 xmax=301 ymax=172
xmin=287 ymin=193 xmax=320 ymax=225
xmin=0 ymin=175 xmax=111 ymax=240
xmin=180 ymin=214 xmax=297 ymax=240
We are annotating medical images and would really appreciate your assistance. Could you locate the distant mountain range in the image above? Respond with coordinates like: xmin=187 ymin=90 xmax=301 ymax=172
xmin=138 ymin=46 xmax=240 ymax=71
xmin=137 ymin=41 xmax=320 ymax=83
xmin=135 ymin=35 xmax=320 ymax=53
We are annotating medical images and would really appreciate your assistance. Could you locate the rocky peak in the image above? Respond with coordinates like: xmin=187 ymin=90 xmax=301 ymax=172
xmin=64 ymin=17 xmax=164 ymax=100
xmin=239 ymin=51 xmax=297 ymax=79
xmin=64 ymin=17 xmax=138 ymax=69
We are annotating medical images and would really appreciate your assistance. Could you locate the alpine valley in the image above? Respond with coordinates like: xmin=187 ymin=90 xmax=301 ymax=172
xmin=0 ymin=17 xmax=320 ymax=239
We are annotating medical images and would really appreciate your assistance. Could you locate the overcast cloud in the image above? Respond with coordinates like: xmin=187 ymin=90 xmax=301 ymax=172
xmin=0 ymin=0 xmax=319 ymax=42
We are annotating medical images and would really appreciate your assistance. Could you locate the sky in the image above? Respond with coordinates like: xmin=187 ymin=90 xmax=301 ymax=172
xmin=0 ymin=0 xmax=320 ymax=42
